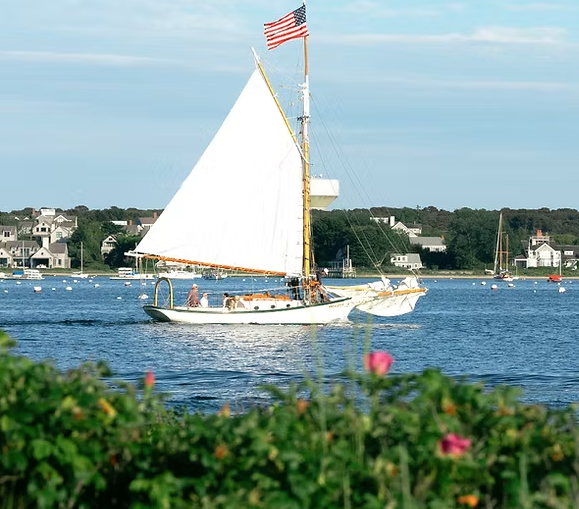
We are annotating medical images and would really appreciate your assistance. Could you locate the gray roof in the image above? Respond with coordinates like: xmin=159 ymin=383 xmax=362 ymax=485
xmin=138 ymin=217 xmax=157 ymax=225
xmin=405 ymin=253 xmax=423 ymax=263
xmin=1 ymin=226 xmax=16 ymax=234
xmin=1 ymin=240 xmax=39 ymax=249
xmin=49 ymin=243 xmax=68 ymax=254
xmin=409 ymin=237 xmax=445 ymax=246
xmin=123 ymin=224 xmax=141 ymax=235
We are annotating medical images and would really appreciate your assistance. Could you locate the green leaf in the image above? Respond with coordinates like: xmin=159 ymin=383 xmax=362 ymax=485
xmin=30 ymin=439 xmax=53 ymax=460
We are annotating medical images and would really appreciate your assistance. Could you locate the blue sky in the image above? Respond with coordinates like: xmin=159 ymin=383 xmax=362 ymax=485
xmin=1 ymin=0 xmax=578 ymax=212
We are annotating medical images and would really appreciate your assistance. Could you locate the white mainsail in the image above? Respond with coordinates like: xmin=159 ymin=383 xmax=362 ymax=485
xmin=135 ymin=68 xmax=304 ymax=275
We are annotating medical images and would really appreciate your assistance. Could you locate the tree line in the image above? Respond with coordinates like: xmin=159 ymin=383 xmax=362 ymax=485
xmin=2 ymin=206 xmax=579 ymax=271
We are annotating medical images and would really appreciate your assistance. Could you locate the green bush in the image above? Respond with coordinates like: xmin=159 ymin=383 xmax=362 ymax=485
xmin=2 ymin=329 xmax=579 ymax=508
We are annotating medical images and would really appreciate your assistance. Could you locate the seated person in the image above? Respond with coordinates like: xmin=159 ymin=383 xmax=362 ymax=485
xmin=234 ymin=295 xmax=247 ymax=309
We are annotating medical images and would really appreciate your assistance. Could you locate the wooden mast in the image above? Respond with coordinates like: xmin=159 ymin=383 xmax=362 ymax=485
xmin=494 ymin=212 xmax=502 ymax=274
xmin=301 ymin=2 xmax=312 ymax=295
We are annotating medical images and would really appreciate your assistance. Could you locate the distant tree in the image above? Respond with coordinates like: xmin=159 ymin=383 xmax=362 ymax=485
xmin=446 ymin=209 xmax=499 ymax=269
xmin=101 ymin=222 xmax=124 ymax=237
xmin=105 ymin=235 xmax=142 ymax=268
xmin=68 ymin=222 xmax=108 ymax=269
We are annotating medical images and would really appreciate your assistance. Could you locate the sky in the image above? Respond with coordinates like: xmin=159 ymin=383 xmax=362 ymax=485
xmin=1 ymin=0 xmax=578 ymax=212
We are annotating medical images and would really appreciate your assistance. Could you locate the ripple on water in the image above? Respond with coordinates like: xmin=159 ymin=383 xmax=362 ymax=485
xmin=2 ymin=277 xmax=579 ymax=412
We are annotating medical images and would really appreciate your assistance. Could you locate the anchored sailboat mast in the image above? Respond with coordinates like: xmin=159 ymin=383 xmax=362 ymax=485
xmin=301 ymin=31 xmax=312 ymax=284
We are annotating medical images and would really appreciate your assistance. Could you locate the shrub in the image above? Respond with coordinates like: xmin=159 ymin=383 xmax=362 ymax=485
xmin=2 ymin=329 xmax=579 ymax=508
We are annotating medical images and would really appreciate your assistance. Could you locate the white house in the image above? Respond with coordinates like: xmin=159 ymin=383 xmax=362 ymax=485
xmin=390 ymin=253 xmax=423 ymax=270
xmin=1 ymin=226 xmax=16 ymax=242
xmin=101 ymin=235 xmax=118 ymax=257
xmin=372 ymin=216 xmax=422 ymax=237
xmin=525 ymin=243 xmax=561 ymax=268
xmin=409 ymin=237 xmax=446 ymax=253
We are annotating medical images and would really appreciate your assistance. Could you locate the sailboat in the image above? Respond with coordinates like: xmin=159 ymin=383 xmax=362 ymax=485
xmin=133 ymin=11 xmax=359 ymax=324
xmin=548 ymin=251 xmax=563 ymax=283
xmin=72 ymin=241 xmax=90 ymax=279
xmin=133 ymin=5 xmax=426 ymax=324
xmin=493 ymin=211 xmax=514 ymax=282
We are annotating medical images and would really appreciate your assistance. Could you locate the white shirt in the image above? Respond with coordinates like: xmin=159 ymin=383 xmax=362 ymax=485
xmin=200 ymin=296 xmax=209 ymax=308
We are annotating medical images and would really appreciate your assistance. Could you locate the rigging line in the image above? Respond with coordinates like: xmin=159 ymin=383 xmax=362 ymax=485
xmin=309 ymin=96 xmax=417 ymax=274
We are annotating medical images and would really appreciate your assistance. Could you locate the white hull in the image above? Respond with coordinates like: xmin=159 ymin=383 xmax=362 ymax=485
xmin=143 ymin=297 xmax=355 ymax=325
xmin=111 ymin=274 xmax=156 ymax=280
xmin=157 ymin=271 xmax=202 ymax=280
xmin=328 ymin=277 xmax=427 ymax=317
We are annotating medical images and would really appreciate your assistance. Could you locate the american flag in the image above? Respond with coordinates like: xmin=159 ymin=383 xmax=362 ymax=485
xmin=264 ymin=5 xmax=309 ymax=50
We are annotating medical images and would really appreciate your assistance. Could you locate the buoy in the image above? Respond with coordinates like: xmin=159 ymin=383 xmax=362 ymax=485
xmin=65 ymin=286 xmax=72 ymax=291
xmin=73 ymin=279 xmax=78 ymax=283
xmin=508 ymin=283 xmax=515 ymax=288
xmin=138 ymin=294 xmax=148 ymax=300
xmin=16 ymin=281 xmax=21 ymax=285
xmin=89 ymin=279 xmax=93 ymax=283
xmin=559 ymin=287 xmax=566 ymax=293
xmin=491 ymin=284 xmax=498 ymax=290
xmin=62 ymin=280 xmax=67 ymax=283
xmin=117 ymin=296 xmax=122 ymax=300
xmin=33 ymin=286 xmax=42 ymax=293
xmin=481 ymin=281 xmax=486 ymax=286
xmin=3 ymin=290 xmax=8 ymax=293
xmin=141 ymin=282 xmax=147 ymax=286
xmin=472 ymin=282 xmax=475 ymax=285
xmin=94 ymin=284 xmax=100 ymax=288
xmin=124 ymin=282 xmax=131 ymax=287
xmin=52 ymin=288 xmax=56 ymax=291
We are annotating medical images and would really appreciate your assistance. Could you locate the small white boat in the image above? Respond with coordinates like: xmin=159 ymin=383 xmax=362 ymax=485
xmin=157 ymin=269 xmax=202 ymax=280
xmin=110 ymin=267 xmax=156 ymax=280
xmin=202 ymin=269 xmax=228 ymax=281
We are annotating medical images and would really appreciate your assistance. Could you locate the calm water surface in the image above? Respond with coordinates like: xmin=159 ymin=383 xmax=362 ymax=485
xmin=1 ymin=276 xmax=578 ymax=411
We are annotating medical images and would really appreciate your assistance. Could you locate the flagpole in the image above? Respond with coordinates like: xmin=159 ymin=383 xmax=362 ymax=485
xmin=301 ymin=0 xmax=312 ymax=296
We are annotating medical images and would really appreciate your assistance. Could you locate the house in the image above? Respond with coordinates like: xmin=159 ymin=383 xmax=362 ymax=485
xmin=557 ymin=245 xmax=579 ymax=269
xmin=371 ymin=216 xmax=422 ymax=237
xmin=122 ymin=223 xmax=143 ymax=236
xmin=515 ymin=230 xmax=562 ymax=268
xmin=101 ymin=235 xmax=118 ymax=257
xmin=30 ymin=243 xmax=70 ymax=269
xmin=17 ymin=221 xmax=34 ymax=236
xmin=409 ymin=237 xmax=446 ymax=253
xmin=391 ymin=221 xmax=422 ymax=237
xmin=0 ymin=241 xmax=42 ymax=268
xmin=390 ymin=253 xmax=423 ymax=270
xmin=1 ymin=226 xmax=16 ymax=242
xmin=137 ymin=213 xmax=158 ymax=230
xmin=0 ymin=245 xmax=13 ymax=267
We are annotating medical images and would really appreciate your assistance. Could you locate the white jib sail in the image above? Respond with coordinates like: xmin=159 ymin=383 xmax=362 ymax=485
xmin=135 ymin=68 xmax=304 ymax=275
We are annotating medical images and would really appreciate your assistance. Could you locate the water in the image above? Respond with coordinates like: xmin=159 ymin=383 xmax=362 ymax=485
xmin=1 ymin=276 xmax=578 ymax=412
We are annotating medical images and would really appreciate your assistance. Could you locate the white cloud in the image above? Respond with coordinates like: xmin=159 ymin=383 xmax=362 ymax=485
xmin=337 ymin=1 xmax=441 ymax=18
xmin=0 ymin=50 xmax=164 ymax=66
xmin=505 ymin=3 xmax=577 ymax=12
xmin=323 ymin=26 xmax=569 ymax=46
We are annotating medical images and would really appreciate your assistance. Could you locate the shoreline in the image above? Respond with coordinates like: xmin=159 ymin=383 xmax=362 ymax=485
xmin=3 ymin=272 xmax=577 ymax=281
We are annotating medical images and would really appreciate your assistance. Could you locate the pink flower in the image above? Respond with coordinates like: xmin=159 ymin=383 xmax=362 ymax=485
xmin=144 ymin=371 xmax=155 ymax=388
xmin=439 ymin=433 xmax=471 ymax=457
xmin=363 ymin=352 xmax=394 ymax=376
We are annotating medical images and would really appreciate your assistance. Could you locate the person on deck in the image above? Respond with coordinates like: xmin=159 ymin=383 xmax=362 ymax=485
xmin=187 ymin=284 xmax=200 ymax=307
xmin=200 ymin=292 xmax=209 ymax=308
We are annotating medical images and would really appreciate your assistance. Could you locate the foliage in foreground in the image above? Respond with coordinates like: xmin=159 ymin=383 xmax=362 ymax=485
xmin=2 ymin=330 xmax=579 ymax=509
